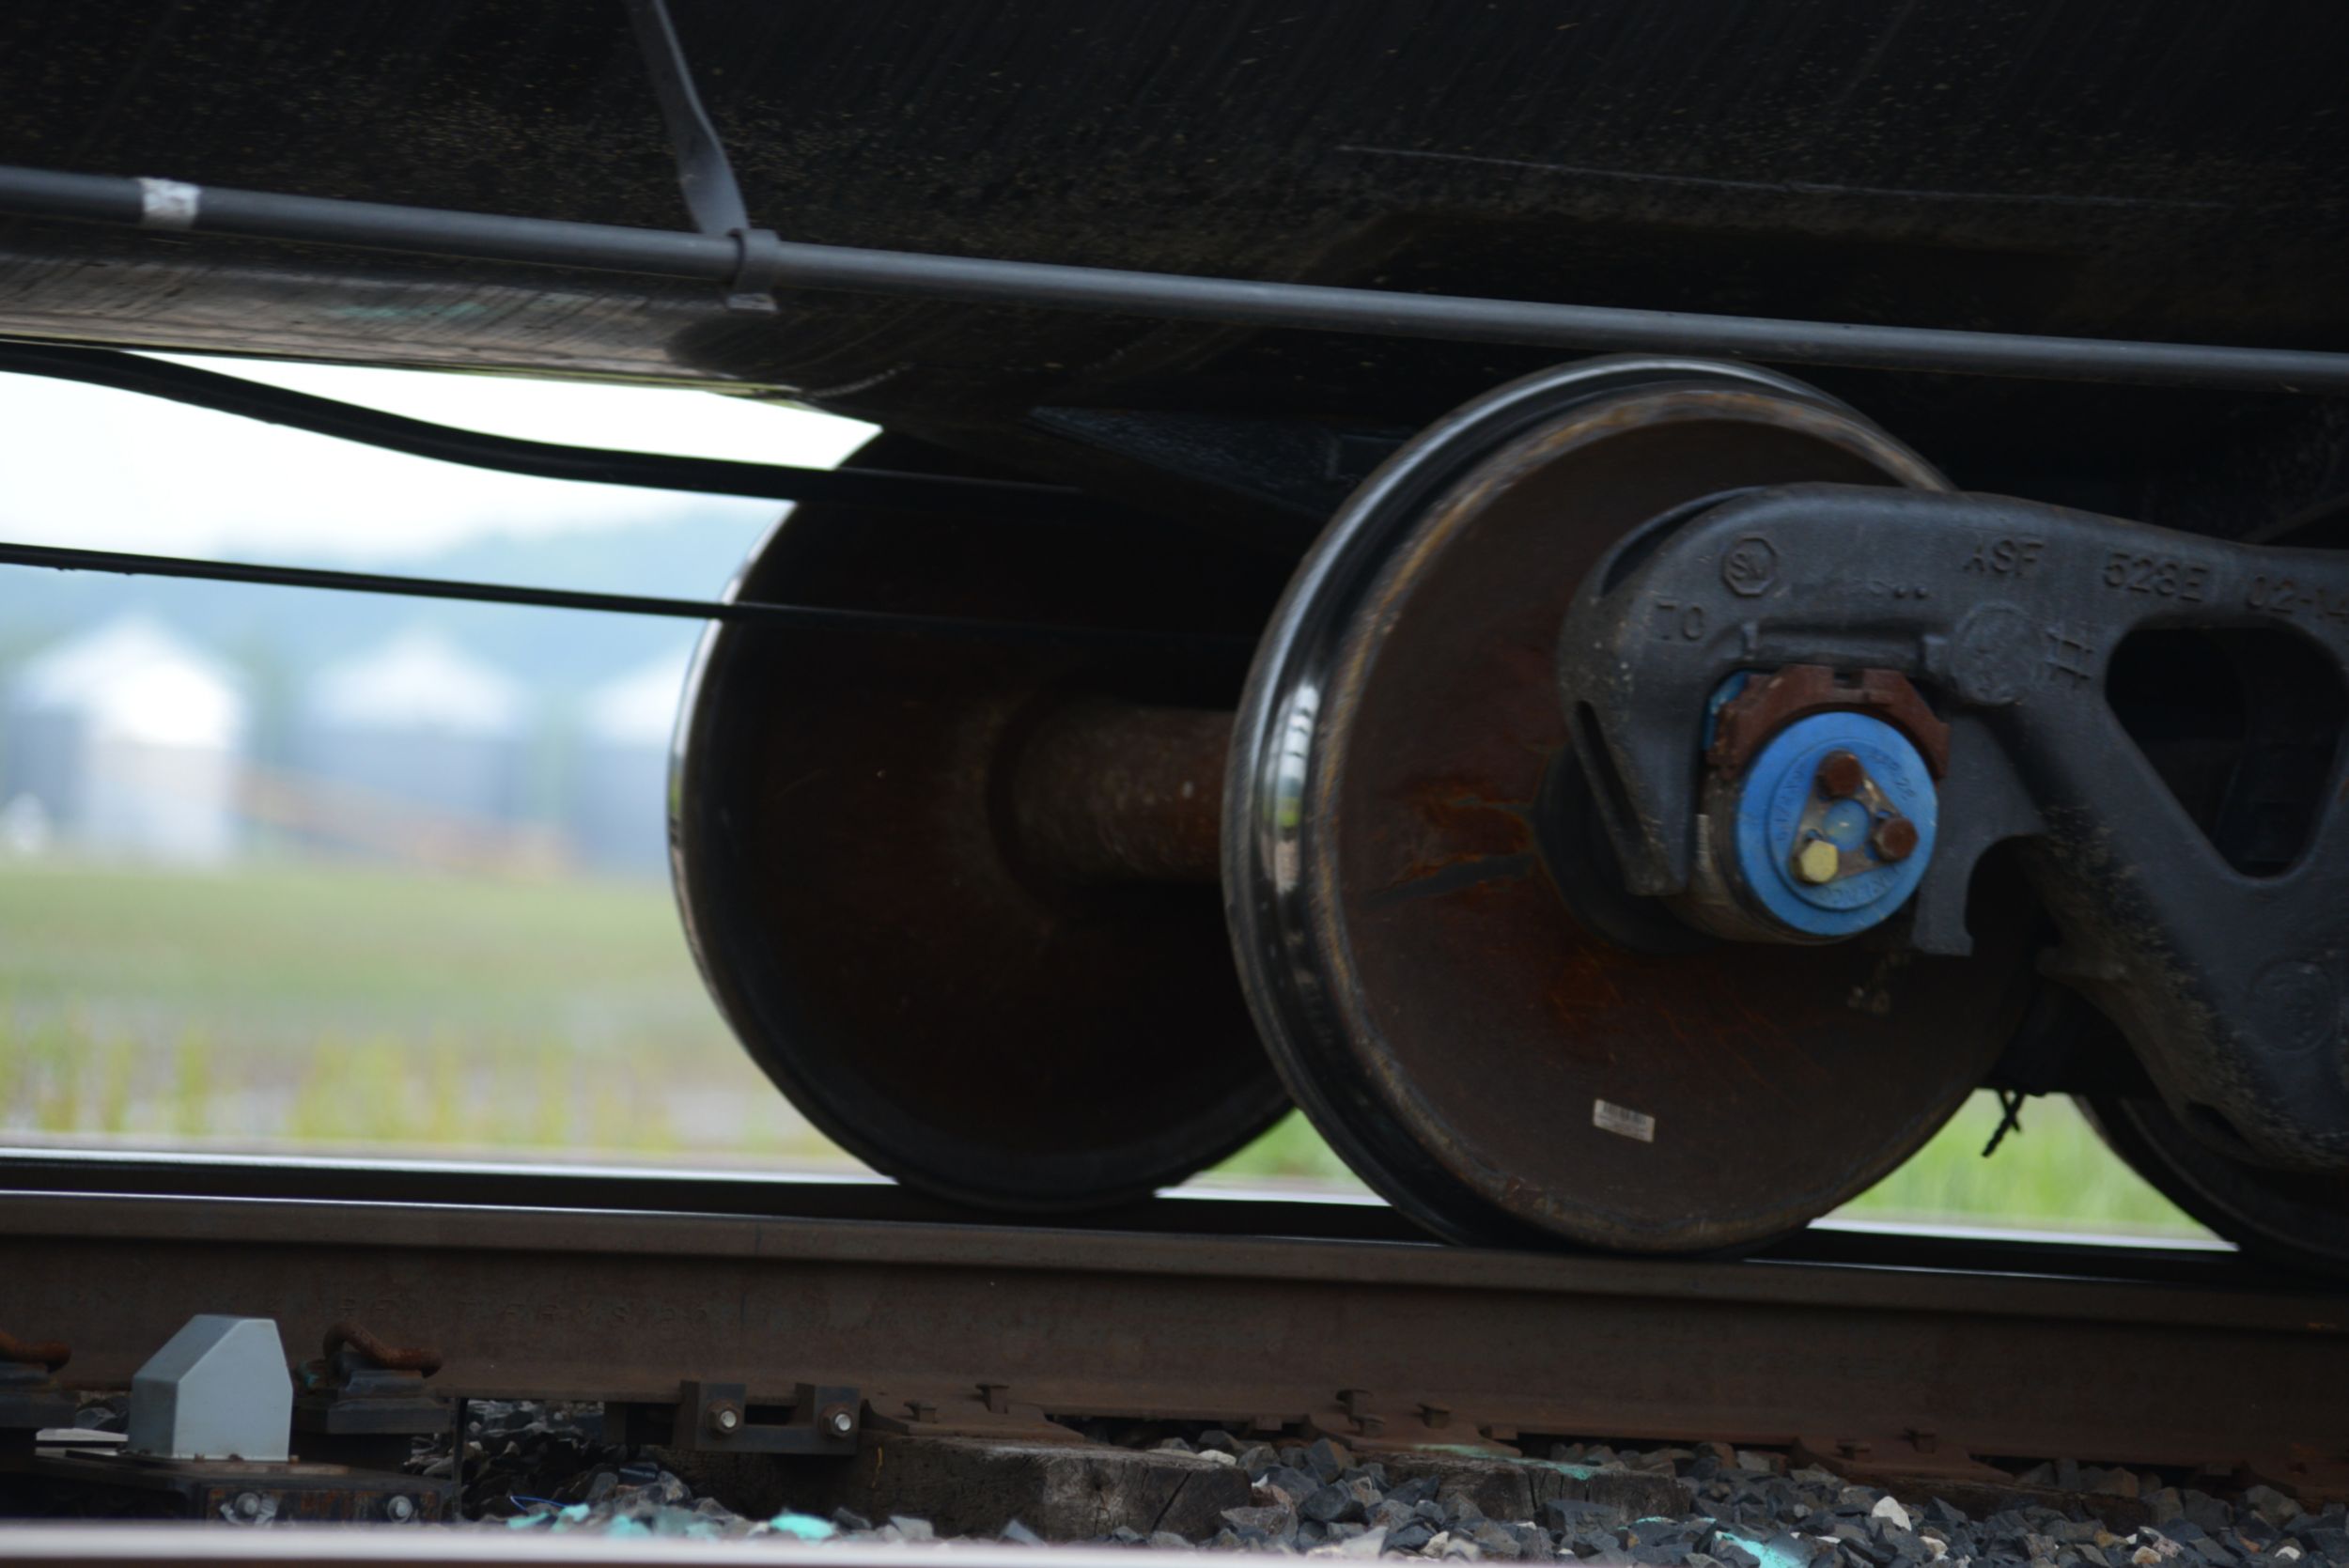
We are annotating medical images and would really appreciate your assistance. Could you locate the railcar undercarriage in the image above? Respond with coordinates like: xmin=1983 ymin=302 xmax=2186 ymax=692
xmin=2 ymin=0 xmax=2347 ymax=1269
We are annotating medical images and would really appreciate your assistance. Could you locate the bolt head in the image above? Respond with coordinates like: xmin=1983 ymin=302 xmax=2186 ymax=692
xmin=826 ymin=1408 xmax=854 ymax=1436
xmin=1795 ymin=838 xmax=1843 ymax=885
xmin=1814 ymin=750 xmax=1867 ymax=799
xmin=385 ymin=1495 xmax=416 ymax=1522
xmin=1875 ymin=815 xmax=1920 ymax=862
xmin=709 ymin=1404 xmax=741 ymax=1434
xmin=233 ymin=1492 xmax=263 ymax=1518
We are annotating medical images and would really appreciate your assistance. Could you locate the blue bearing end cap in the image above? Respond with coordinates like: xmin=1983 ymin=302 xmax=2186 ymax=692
xmin=1731 ymin=710 xmax=1937 ymax=939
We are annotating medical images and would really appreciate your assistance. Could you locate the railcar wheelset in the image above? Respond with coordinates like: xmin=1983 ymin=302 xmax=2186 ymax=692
xmin=677 ymin=362 xmax=2349 ymax=1272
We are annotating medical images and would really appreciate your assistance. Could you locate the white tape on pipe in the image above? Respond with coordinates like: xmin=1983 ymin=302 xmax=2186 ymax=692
xmin=135 ymin=177 xmax=201 ymax=229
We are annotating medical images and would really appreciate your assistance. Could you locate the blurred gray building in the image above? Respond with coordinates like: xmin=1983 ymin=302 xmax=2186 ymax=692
xmin=3 ymin=613 xmax=249 ymax=863
xmin=569 ymin=650 xmax=686 ymax=876
xmin=293 ymin=628 xmax=529 ymax=844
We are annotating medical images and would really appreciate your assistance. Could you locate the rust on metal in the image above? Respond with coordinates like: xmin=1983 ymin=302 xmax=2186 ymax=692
xmin=322 ymin=1320 xmax=443 ymax=1376
xmin=1258 ymin=377 xmax=2019 ymax=1251
xmin=1708 ymin=664 xmax=1952 ymax=778
xmin=1815 ymin=750 xmax=1867 ymax=800
xmin=0 ymin=1325 xmax=70 ymax=1370
xmin=1007 ymin=700 xmax=1231 ymax=884
xmin=1876 ymin=816 xmax=1921 ymax=862
xmin=0 ymin=1187 xmax=2341 ymax=1481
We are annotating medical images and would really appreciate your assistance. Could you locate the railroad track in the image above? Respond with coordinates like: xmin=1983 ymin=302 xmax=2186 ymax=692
xmin=0 ymin=1151 xmax=2337 ymax=1490
xmin=0 ymin=1529 xmax=1113 ymax=1565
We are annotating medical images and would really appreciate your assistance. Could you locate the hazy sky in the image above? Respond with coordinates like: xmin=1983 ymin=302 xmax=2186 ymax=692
xmin=0 ymin=355 xmax=876 ymax=563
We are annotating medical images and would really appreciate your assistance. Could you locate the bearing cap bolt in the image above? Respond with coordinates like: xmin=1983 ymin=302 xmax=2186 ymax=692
xmin=1814 ymin=750 xmax=1867 ymax=800
xmin=1795 ymin=838 xmax=1842 ymax=885
xmin=1875 ymin=815 xmax=1921 ymax=862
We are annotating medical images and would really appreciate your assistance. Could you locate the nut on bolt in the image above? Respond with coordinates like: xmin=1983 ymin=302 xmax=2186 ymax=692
xmin=1795 ymin=838 xmax=1842 ymax=885
xmin=1814 ymin=750 xmax=1867 ymax=800
xmin=1875 ymin=815 xmax=1920 ymax=862
xmin=820 ymin=1403 xmax=855 ymax=1438
xmin=707 ymin=1399 xmax=743 ymax=1436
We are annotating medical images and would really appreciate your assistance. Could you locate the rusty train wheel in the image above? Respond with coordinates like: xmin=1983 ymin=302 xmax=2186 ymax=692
xmin=1225 ymin=359 xmax=2042 ymax=1250
xmin=675 ymin=437 xmax=1291 ymax=1210
xmin=2084 ymin=1097 xmax=2349 ymax=1276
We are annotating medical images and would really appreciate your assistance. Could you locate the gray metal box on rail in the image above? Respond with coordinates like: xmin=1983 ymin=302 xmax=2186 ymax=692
xmin=126 ymin=1314 xmax=292 ymax=1462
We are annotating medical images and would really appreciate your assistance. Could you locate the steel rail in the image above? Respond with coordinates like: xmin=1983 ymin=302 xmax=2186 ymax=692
xmin=0 ymin=1179 xmax=2338 ymax=1474
xmin=0 ymin=538 xmax=1252 ymax=657
xmin=5 ymin=164 xmax=2349 ymax=393
xmin=0 ymin=341 xmax=1100 ymax=521
xmin=0 ymin=1529 xmax=1046 ymax=1566
xmin=0 ymin=1150 xmax=2247 ymax=1281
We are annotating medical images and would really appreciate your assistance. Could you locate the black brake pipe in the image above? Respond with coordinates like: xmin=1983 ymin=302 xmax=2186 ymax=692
xmin=5 ymin=163 xmax=2349 ymax=393
xmin=0 ymin=340 xmax=1100 ymax=520
xmin=0 ymin=538 xmax=1253 ymax=657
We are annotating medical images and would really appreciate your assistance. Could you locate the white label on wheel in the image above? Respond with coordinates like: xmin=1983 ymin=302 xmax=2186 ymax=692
xmin=1592 ymin=1098 xmax=1656 ymax=1142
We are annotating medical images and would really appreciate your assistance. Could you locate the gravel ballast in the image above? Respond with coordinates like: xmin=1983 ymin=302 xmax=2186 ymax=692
xmin=421 ymin=1405 xmax=2345 ymax=1568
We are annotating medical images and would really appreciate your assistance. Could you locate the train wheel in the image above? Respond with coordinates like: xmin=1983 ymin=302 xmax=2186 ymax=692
xmin=2083 ymin=1096 xmax=2349 ymax=1275
xmin=674 ymin=437 xmax=1291 ymax=1210
xmin=1225 ymin=358 xmax=2042 ymax=1250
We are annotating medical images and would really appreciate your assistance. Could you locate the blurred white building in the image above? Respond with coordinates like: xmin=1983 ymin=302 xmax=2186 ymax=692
xmin=295 ymin=628 xmax=529 ymax=833
xmin=569 ymin=651 xmax=686 ymax=876
xmin=3 ymin=614 xmax=249 ymax=863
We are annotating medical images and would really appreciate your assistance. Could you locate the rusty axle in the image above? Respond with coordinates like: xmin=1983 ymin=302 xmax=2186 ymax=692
xmin=1007 ymin=701 xmax=1233 ymax=885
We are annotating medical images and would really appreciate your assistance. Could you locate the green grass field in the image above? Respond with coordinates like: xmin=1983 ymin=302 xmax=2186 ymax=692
xmin=0 ymin=858 xmax=2201 ymax=1236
